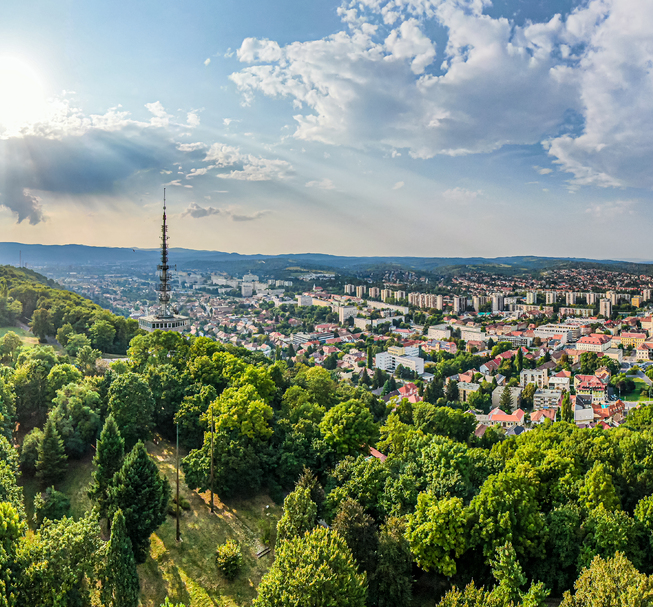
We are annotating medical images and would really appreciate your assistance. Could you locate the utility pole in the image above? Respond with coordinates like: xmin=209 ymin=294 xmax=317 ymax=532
xmin=176 ymin=422 xmax=181 ymax=543
xmin=210 ymin=405 xmax=214 ymax=513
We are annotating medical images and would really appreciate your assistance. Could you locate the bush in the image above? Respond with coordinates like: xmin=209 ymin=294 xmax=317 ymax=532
xmin=34 ymin=486 xmax=71 ymax=527
xmin=167 ymin=495 xmax=191 ymax=516
xmin=215 ymin=539 xmax=244 ymax=580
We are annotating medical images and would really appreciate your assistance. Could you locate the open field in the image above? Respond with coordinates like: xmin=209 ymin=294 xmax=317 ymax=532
xmin=19 ymin=438 xmax=281 ymax=607
xmin=621 ymin=378 xmax=651 ymax=402
xmin=0 ymin=326 xmax=38 ymax=347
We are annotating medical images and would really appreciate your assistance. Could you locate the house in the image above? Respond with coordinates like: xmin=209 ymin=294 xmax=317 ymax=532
xmin=480 ymin=360 xmax=500 ymax=374
xmin=487 ymin=407 xmax=525 ymax=428
xmin=636 ymin=341 xmax=653 ymax=361
xmin=458 ymin=382 xmax=481 ymax=403
xmin=491 ymin=386 xmax=523 ymax=410
xmin=549 ymin=370 xmax=572 ymax=392
xmin=574 ymin=407 xmax=595 ymax=425
xmin=575 ymin=375 xmax=608 ymax=404
xmin=531 ymin=409 xmax=557 ymax=424
xmin=592 ymin=399 xmax=626 ymax=419
xmin=620 ymin=332 xmax=647 ymax=348
xmin=576 ymin=334 xmax=611 ymax=352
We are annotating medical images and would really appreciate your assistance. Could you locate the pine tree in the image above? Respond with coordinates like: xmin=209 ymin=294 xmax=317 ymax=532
xmin=36 ymin=417 xmax=67 ymax=487
xmin=560 ymin=391 xmax=574 ymax=423
xmin=88 ymin=415 xmax=125 ymax=518
xmin=499 ymin=386 xmax=513 ymax=413
xmin=101 ymin=509 xmax=140 ymax=607
xmin=367 ymin=347 xmax=373 ymax=368
xmin=109 ymin=441 xmax=171 ymax=563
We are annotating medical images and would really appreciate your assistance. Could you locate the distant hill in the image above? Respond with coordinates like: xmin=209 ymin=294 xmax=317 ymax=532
xmin=0 ymin=242 xmax=651 ymax=276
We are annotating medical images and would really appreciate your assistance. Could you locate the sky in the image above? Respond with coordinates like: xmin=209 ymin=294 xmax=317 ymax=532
xmin=0 ymin=0 xmax=652 ymax=259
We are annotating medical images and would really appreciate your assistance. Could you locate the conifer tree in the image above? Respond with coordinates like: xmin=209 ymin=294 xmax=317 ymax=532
xmin=560 ymin=391 xmax=574 ymax=423
xmin=101 ymin=509 xmax=140 ymax=607
xmin=109 ymin=441 xmax=171 ymax=563
xmin=88 ymin=415 xmax=125 ymax=518
xmin=499 ymin=386 xmax=513 ymax=413
xmin=36 ymin=417 xmax=67 ymax=486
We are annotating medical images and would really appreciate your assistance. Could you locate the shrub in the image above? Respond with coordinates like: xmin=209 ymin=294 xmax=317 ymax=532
xmin=215 ymin=539 xmax=244 ymax=580
xmin=34 ymin=486 xmax=71 ymax=527
xmin=20 ymin=427 xmax=43 ymax=475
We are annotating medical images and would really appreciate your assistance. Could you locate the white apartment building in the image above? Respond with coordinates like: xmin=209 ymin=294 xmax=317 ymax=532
xmin=566 ymin=292 xmax=577 ymax=305
xmin=545 ymin=292 xmax=557 ymax=305
xmin=356 ymin=285 xmax=366 ymax=298
xmin=344 ymin=284 xmax=355 ymax=294
xmin=381 ymin=289 xmax=392 ymax=302
xmin=492 ymin=294 xmax=504 ymax=312
xmin=338 ymin=306 xmax=357 ymax=323
xmin=369 ymin=287 xmax=380 ymax=299
xmin=520 ymin=368 xmax=549 ymax=388
xmin=473 ymin=296 xmax=490 ymax=311
xmin=576 ymin=334 xmax=611 ymax=352
xmin=526 ymin=292 xmax=536 ymax=305
xmin=586 ymin=292 xmax=600 ymax=306
xmin=428 ymin=324 xmax=452 ymax=340
xmin=241 ymin=283 xmax=253 ymax=297
xmin=375 ymin=350 xmax=425 ymax=375
xmin=452 ymin=296 xmax=467 ymax=314
xmin=599 ymin=298 xmax=612 ymax=318
xmin=297 ymin=295 xmax=313 ymax=306
xmin=460 ymin=327 xmax=484 ymax=342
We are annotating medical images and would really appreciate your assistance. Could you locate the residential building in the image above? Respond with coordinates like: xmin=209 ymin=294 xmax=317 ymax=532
xmin=297 ymin=295 xmax=313 ymax=306
xmin=520 ymin=368 xmax=549 ymax=389
xmin=566 ymin=292 xmax=577 ymax=305
xmin=487 ymin=407 xmax=525 ymax=428
xmin=458 ymin=382 xmax=481 ymax=403
xmin=526 ymin=292 xmax=536 ymax=304
xmin=428 ymin=325 xmax=452 ymax=340
xmin=241 ymin=283 xmax=253 ymax=297
xmin=549 ymin=370 xmax=572 ymax=392
xmin=436 ymin=295 xmax=444 ymax=310
xmin=576 ymin=334 xmax=611 ymax=352
xmin=545 ymin=292 xmax=557 ymax=304
xmin=344 ymin=284 xmax=355 ymax=294
xmin=338 ymin=306 xmax=357 ymax=324
xmin=492 ymin=294 xmax=504 ymax=312
xmin=533 ymin=389 xmax=563 ymax=409
xmin=369 ymin=287 xmax=380 ymax=299
xmin=621 ymin=332 xmax=647 ymax=348
xmin=585 ymin=292 xmax=599 ymax=306
xmin=636 ymin=342 xmax=653 ymax=361
xmin=356 ymin=285 xmax=366 ymax=298
xmin=559 ymin=307 xmax=593 ymax=318
xmin=381 ymin=289 xmax=392 ymax=302
xmin=460 ymin=326 xmax=484 ymax=342
xmin=632 ymin=296 xmax=642 ymax=308
xmin=395 ymin=290 xmax=406 ymax=301
xmin=531 ymin=409 xmax=557 ymax=424
xmin=473 ymin=295 xmax=490 ymax=311
xmin=491 ymin=386 xmax=523 ymax=410
xmin=375 ymin=351 xmax=425 ymax=375
xmin=599 ymin=298 xmax=612 ymax=318
xmin=643 ymin=289 xmax=652 ymax=302
xmin=452 ymin=296 xmax=466 ymax=314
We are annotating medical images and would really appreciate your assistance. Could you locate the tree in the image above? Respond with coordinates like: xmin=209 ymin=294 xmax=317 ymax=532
xmin=76 ymin=344 xmax=102 ymax=376
xmin=109 ymin=441 xmax=171 ymax=563
xmin=499 ymin=385 xmax=513 ymax=413
xmin=46 ymin=363 xmax=83 ymax=401
xmin=446 ymin=380 xmax=459 ymax=402
xmin=31 ymin=308 xmax=52 ymax=342
xmin=101 ymin=509 xmax=140 ymax=607
xmin=107 ymin=372 xmax=155 ymax=449
xmin=55 ymin=323 xmax=74 ymax=347
xmin=20 ymin=427 xmax=42 ymax=475
xmin=88 ymin=415 xmax=125 ymax=519
xmin=36 ymin=417 xmax=67 ymax=487
xmin=89 ymin=319 xmax=116 ymax=353
xmin=405 ymin=493 xmax=467 ymax=576
xmin=560 ymin=391 xmax=574 ymax=423
xmin=34 ymin=486 xmax=71 ymax=527
xmin=332 ymin=498 xmax=378 ymax=573
xmin=369 ymin=517 xmax=412 ymax=607
xmin=561 ymin=552 xmax=653 ymax=606
xmin=579 ymin=462 xmax=621 ymax=512
xmin=367 ymin=347 xmax=373 ymax=368
xmin=521 ymin=383 xmax=537 ymax=409
xmin=254 ymin=527 xmax=367 ymax=607
xmin=277 ymin=485 xmax=318 ymax=541
xmin=215 ymin=539 xmax=244 ymax=580
xmin=64 ymin=333 xmax=91 ymax=357
xmin=319 ymin=399 xmax=376 ymax=457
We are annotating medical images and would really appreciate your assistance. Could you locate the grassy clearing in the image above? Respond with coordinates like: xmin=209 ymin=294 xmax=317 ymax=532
xmin=621 ymin=378 xmax=651 ymax=402
xmin=0 ymin=326 xmax=38 ymax=347
xmin=141 ymin=439 xmax=281 ymax=607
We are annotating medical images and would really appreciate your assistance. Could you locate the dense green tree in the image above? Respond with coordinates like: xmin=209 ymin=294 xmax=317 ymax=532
xmin=277 ymin=485 xmax=318 ymax=541
xmin=413 ymin=404 xmax=477 ymax=443
xmin=146 ymin=363 xmax=188 ymax=437
xmin=405 ymin=493 xmax=467 ymax=576
xmin=76 ymin=344 xmax=102 ymax=376
xmin=35 ymin=418 xmax=67 ymax=487
xmin=446 ymin=380 xmax=459 ymax=402
xmin=88 ymin=415 xmax=125 ymax=519
xmin=89 ymin=319 xmax=116 ymax=353
xmin=46 ymin=364 xmax=83 ymax=401
xmin=470 ymin=464 xmax=546 ymax=560
xmin=101 ymin=510 xmax=140 ymax=607
xmin=560 ymin=391 xmax=574 ymax=423
xmin=499 ymin=385 xmax=513 ymax=413
xmin=30 ymin=308 xmax=52 ymax=342
xmin=319 ymin=399 xmax=376 ymax=457
xmin=579 ymin=462 xmax=621 ymax=512
xmin=295 ymin=365 xmax=336 ymax=409
xmin=174 ymin=385 xmax=215 ymax=450
xmin=55 ymin=323 xmax=74 ymax=347
xmin=64 ymin=333 xmax=91 ymax=357
xmin=33 ymin=486 xmax=71 ymax=527
xmin=254 ymin=527 xmax=367 ymax=607
xmin=332 ymin=497 xmax=378 ymax=573
xmin=369 ymin=517 xmax=412 ymax=607
xmin=107 ymin=372 xmax=155 ymax=449
xmin=521 ymin=383 xmax=537 ymax=409
xmin=19 ymin=428 xmax=42 ymax=476
xmin=109 ymin=442 xmax=170 ymax=563
xmin=561 ymin=552 xmax=653 ymax=606
xmin=13 ymin=346 xmax=57 ymax=424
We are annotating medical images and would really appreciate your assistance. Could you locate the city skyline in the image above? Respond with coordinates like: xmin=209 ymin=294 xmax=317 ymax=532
xmin=0 ymin=0 xmax=651 ymax=258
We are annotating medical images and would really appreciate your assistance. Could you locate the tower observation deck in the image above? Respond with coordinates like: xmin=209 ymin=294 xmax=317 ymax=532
xmin=138 ymin=190 xmax=190 ymax=333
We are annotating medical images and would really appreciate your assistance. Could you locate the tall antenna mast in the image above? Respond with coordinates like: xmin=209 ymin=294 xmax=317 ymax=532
xmin=157 ymin=188 xmax=171 ymax=318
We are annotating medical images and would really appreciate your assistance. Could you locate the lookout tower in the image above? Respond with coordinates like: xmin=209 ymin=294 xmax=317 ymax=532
xmin=138 ymin=190 xmax=190 ymax=333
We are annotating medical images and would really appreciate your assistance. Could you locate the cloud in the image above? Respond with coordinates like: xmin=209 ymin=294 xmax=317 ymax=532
xmin=145 ymin=101 xmax=172 ymax=128
xmin=585 ymin=199 xmax=638 ymax=220
xmin=392 ymin=180 xmax=404 ymax=189
xmin=0 ymin=187 xmax=45 ymax=225
xmin=204 ymin=58 xmax=211 ymax=66
xmin=305 ymin=178 xmax=335 ymax=189
xmin=177 ymin=142 xmax=208 ymax=152
xmin=186 ymin=168 xmax=209 ymax=179
xmin=442 ymin=187 xmax=482 ymax=203
xmin=533 ymin=166 xmax=553 ymax=175
xmin=186 ymin=111 xmax=200 ymax=128
xmin=182 ymin=202 xmax=269 ymax=221
xmin=204 ymin=143 xmax=293 ymax=180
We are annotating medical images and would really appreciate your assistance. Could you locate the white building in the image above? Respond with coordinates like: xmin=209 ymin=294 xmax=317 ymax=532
xmin=526 ymin=292 xmax=536 ymax=305
xmin=338 ymin=306 xmax=357 ymax=323
xmin=492 ymin=294 xmax=504 ymax=312
xmin=599 ymin=299 xmax=612 ymax=318
xmin=356 ymin=285 xmax=366 ymax=298
xmin=452 ymin=296 xmax=467 ymax=314
xmin=297 ymin=295 xmax=313 ymax=306
xmin=545 ymin=292 xmax=557 ymax=305
xmin=428 ymin=325 xmax=452 ymax=340
xmin=520 ymin=368 xmax=549 ymax=389
xmin=375 ymin=350 xmax=425 ymax=375
xmin=241 ymin=283 xmax=253 ymax=297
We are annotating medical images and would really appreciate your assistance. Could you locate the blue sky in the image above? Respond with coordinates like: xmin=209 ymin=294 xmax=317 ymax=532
xmin=0 ymin=0 xmax=651 ymax=259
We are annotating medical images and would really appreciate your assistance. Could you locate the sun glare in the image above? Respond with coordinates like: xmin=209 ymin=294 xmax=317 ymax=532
xmin=0 ymin=57 xmax=47 ymax=136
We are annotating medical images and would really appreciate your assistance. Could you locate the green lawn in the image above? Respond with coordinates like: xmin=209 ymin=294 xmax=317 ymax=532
xmin=0 ymin=326 xmax=38 ymax=347
xmin=620 ymin=378 xmax=651 ymax=402
xmin=20 ymin=438 xmax=282 ymax=607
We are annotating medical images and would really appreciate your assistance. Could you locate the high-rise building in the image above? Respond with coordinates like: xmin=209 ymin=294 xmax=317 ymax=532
xmin=599 ymin=298 xmax=612 ymax=318
xmin=526 ymin=292 xmax=536 ymax=304
xmin=609 ymin=291 xmax=618 ymax=306
xmin=369 ymin=287 xmax=380 ymax=299
xmin=436 ymin=295 xmax=444 ymax=310
xmin=566 ymin=292 xmax=576 ymax=305
xmin=473 ymin=295 xmax=490 ymax=312
xmin=453 ymin=296 xmax=466 ymax=314
xmin=632 ymin=296 xmax=642 ymax=308
xmin=381 ymin=289 xmax=392 ymax=302
xmin=586 ymin=292 xmax=599 ymax=306
xmin=643 ymin=289 xmax=652 ymax=302
xmin=139 ymin=191 xmax=190 ymax=333
xmin=545 ymin=292 xmax=557 ymax=305
xmin=356 ymin=285 xmax=366 ymax=298
xmin=492 ymin=294 xmax=504 ymax=313
xmin=344 ymin=284 xmax=355 ymax=294
xmin=395 ymin=290 xmax=406 ymax=301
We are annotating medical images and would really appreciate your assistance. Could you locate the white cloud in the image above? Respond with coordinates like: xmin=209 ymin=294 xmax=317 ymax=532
xmin=186 ymin=111 xmax=200 ymax=128
xmin=182 ymin=202 xmax=270 ymax=221
xmin=585 ymin=199 xmax=637 ymax=220
xmin=176 ymin=142 xmax=207 ymax=152
xmin=392 ymin=180 xmax=404 ymax=189
xmin=145 ymin=101 xmax=172 ymax=127
xmin=384 ymin=18 xmax=436 ymax=74
xmin=237 ymin=38 xmax=283 ymax=63
xmin=186 ymin=168 xmax=209 ymax=179
xmin=533 ymin=166 xmax=553 ymax=175
xmin=305 ymin=178 xmax=335 ymax=189
xmin=442 ymin=187 xmax=482 ymax=203
xmin=204 ymin=142 xmax=293 ymax=181
xmin=204 ymin=58 xmax=211 ymax=66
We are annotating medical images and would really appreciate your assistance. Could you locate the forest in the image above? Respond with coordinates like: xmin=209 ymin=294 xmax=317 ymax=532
xmin=0 ymin=267 xmax=652 ymax=606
